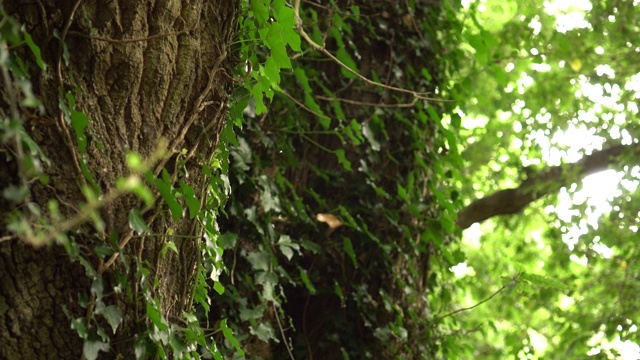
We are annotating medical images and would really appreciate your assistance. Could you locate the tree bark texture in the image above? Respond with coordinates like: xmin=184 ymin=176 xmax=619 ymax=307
xmin=0 ymin=1 xmax=237 ymax=358
xmin=457 ymin=142 xmax=640 ymax=229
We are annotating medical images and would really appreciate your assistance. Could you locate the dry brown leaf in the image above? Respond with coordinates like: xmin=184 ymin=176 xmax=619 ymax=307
xmin=316 ymin=213 xmax=343 ymax=229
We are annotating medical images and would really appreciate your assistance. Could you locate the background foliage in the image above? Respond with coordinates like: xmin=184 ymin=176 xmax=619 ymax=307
xmin=2 ymin=0 xmax=640 ymax=359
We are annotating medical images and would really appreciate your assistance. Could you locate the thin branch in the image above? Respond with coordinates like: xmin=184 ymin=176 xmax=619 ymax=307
xmin=457 ymin=142 xmax=640 ymax=230
xmin=316 ymin=95 xmax=419 ymax=108
xmin=436 ymin=276 xmax=517 ymax=322
xmin=0 ymin=235 xmax=16 ymax=243
xmin=273 ymin=303 xmax=296 ymax=360
xmin=280 ymin=90 xmax=331 ymax=119
xmin=56 ymin=0 xmax=86 ymax=188
xmin=292 ymin=0 xmax=449 ymax=103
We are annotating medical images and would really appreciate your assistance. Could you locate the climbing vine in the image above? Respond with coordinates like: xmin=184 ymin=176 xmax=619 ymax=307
xmin=216 ymin=1 xmax=469 ymax=358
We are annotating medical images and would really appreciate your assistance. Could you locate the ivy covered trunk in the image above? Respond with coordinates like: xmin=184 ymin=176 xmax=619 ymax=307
xmin=219 ymin=0 xmax=460 ymax=358
xmin=0 ymin=1 xmax=237 ymax=358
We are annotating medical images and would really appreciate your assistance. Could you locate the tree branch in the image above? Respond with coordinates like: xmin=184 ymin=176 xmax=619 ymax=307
xmin=457 ymin=142 xmax=640 ymax=230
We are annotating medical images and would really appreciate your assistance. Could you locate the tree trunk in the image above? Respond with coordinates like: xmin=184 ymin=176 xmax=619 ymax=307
xmin=0 ymin=1 xmax=237 ymax=358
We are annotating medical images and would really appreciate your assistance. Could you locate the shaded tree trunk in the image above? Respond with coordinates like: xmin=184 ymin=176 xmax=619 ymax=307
xmin=0 ymin=1 xmax=237 ymax=358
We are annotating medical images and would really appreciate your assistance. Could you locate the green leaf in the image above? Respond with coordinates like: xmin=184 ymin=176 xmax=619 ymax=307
xmin=128 ymin=207 xmax=150 ymax=235
xmin=71 ymin=317 xmax=89 ymax=339
xmin=521 ymin=273 xmax=569 ymax=291
xmin=251 ymin=322 xmax=276 ymax=342
xmin=220 ymin=319 xmax=244 ymax=356
xmin=96 ymin=304 xmax=123 ymax=334
xmin=90 ymin=276 xmax=104 ymax=300
xmin=2 ymin=184 xmax=29 ymax=203
xmin=362 ymin=122 xmax=381 ymax=151
xmin=343 ymin=237 xmax=358 ymax=268
xmin=65 ymin=92 xmax=89 ymax=153
xmin=250 ymin=81 xmax=268 ymax=114
xmin=126 ymin=152 xmax=146 ymax=172
xmin=277 ymin=235 xmax=300 ymax=260
xmin=264 ymin=56 xmax=281 ymax=85
xmin=300 ymin=237 xmax=321 ymax=253
xmin=251 ymin=0 xmax=269 ymax=23
xmin=221 ymin=232 xmax=238 ymax=249
xmin=161 ymin=241 xmax=179 ymax=257
xmin=266 ymin=22 xmax=292 ymax=69
xmin=146 ymin=301 xmax=169 ymax=331
xmin=179 ymin=181 xmax=200 ymax=219
xmin=299 ymin=266 xmax=316 ymax=294
xmin=93 ymin=243 xmax=113 ymax=258
xmin=247 ymin=251 xmax=270 ymax=272
xmin=22 ymin=29 xmax=46 ymax=70
xmin=335 ymin=149 xmax=352 ymax=171
xmin=83 ymin=339 xmax=109 ymax=360
xmin=272 ymin=0 xmax=301 ymax=51
xmin=155 ymin=174 xmax=182 ymax=221
xmin=336 ymin=48 xmax=359 ymax=79
xmin=213 ymin=281 xmax=225 ymax=295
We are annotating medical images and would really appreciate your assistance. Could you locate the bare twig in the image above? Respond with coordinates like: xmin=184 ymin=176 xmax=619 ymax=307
xmin=56 ymin=0 xmax=86 ymax=188
xmin=316 ymin=95 xmax=419 ymax=108
xmin=280 ymin=90 xmax=330 ymax=120
xmin=292 ymin=0 xmax=448 ymax=102
xmin=273 ymin=303 xmax=296 ymax=360
xmin=435 ymin=274 xmax=519 ymax=322
xmin=152 ymin=53 xmax=227 ymax=176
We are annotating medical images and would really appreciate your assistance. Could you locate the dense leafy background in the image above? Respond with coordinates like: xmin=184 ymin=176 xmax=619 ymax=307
xmin=219 ymin=0 xmax=640 ymax=359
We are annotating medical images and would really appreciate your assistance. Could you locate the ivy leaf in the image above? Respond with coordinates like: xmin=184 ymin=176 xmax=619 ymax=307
xmin=146 ymin=301 xmax=169 ymax=331
xmin=161 ymin=241 xmax=179 ymax=257
xmin=155 ymin=173 xmax=182 ymax=221
xmin=362 ymin=122 xmax=380 ymax=151
xmin=22 ymin=30 xmax=46 ymax=70
xmin=83 ymin=338 xmax=110 ymax=360
xmin=272 ymin=0 xmax=301 ymax=51
xmin=266 ymin=22 xmax=291 ymax=69
xmin=179 ymin=181 xmax=200 ymax=219
xmin=247 ymin=251 xmax=270 ymax=272
xmin=335 ymin=149 xmax=352 ymax=171
xmin=71 ymin=317 xmax=89 ymax=339
xmin=343 ymin=237 xmax=358 ymax=268
xmin=336 ymin=48 xmax=359 ymax=79
xmin=298 ymin=266 xmax=316 ymax=294
xmin=213 ymin=281 xmax=225 ymax=295
xmin=128 ymin=207 xmax=150 ymax=235
xmin=96 ymin=304 xmax=123 ymax=334
xmin=278 ymin=235 xmax=300 ymax=261
xmin=221 ymin=319 xmax=244 ymax=356
xmin=264 ymin=56 xmax=281 ymax=85
xmin=93 ymin=243 xmax=113 ymax=258
xmin=251 ymin=322 xmax=276 ymax=343
xmin=250 ymin=0 xmax=269 ymax=23
xmin=3 ymin=184 xmax=29 ymax=203
xmin=65 ymin=92 xmax=89 ymax=153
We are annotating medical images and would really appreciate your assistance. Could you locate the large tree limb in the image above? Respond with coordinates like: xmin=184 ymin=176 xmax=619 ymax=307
xmin=457 ymin=142 xmax=640 ymax=230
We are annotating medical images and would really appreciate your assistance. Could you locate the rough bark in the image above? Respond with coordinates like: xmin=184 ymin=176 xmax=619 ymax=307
xmin=457 ymin=142 xmax=640 ymax=230
xmin=0 ymin=1 xmax=237 ymax=358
